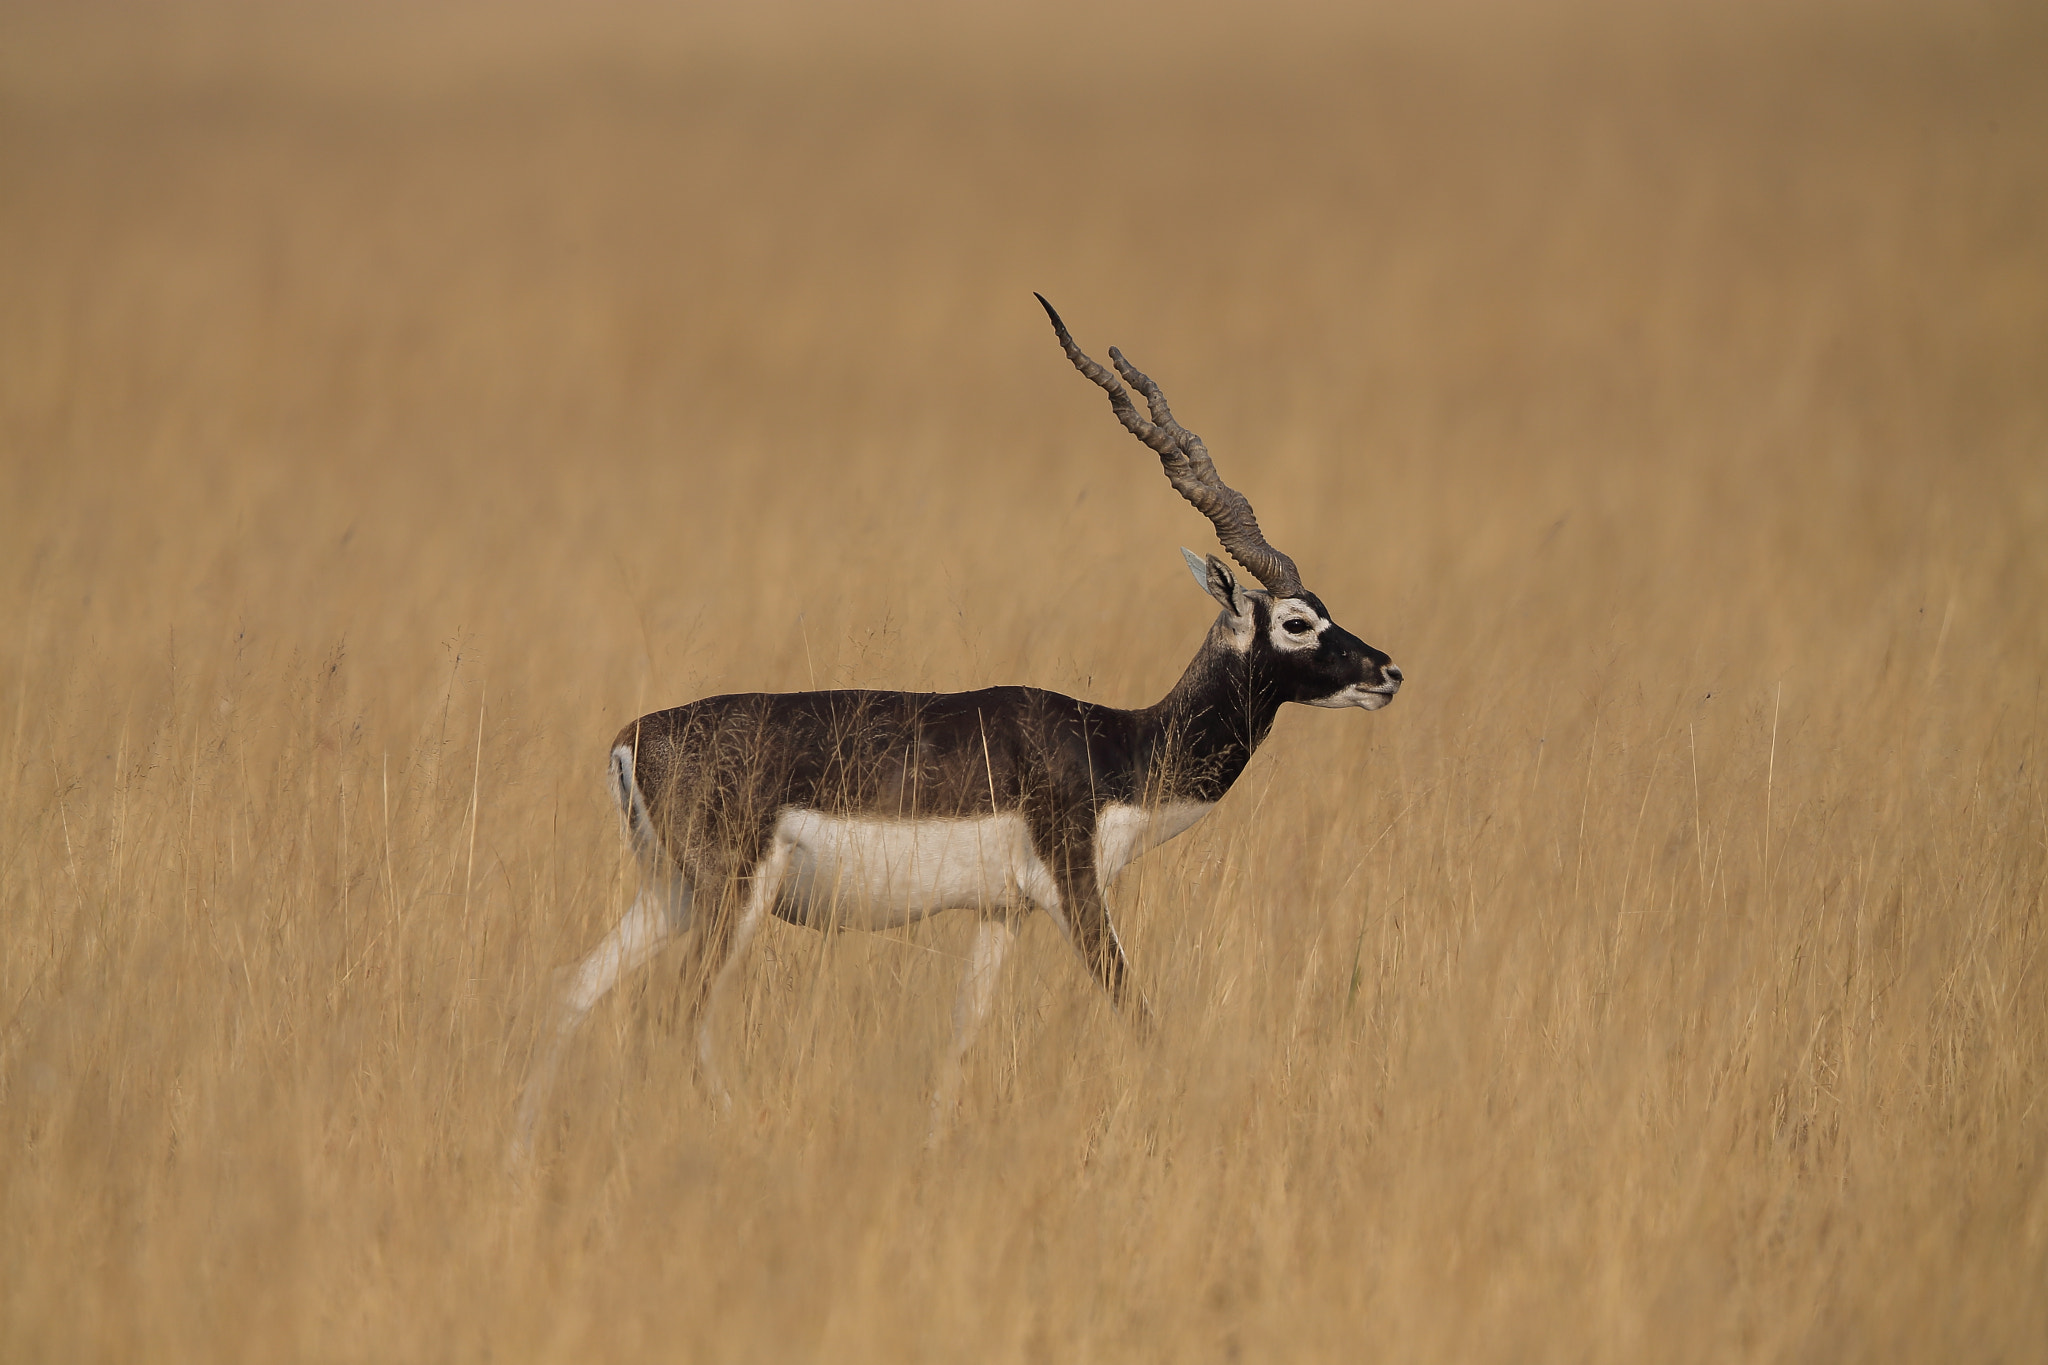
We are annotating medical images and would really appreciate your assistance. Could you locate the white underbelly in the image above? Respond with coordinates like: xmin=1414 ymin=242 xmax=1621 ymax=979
xmin=769 ymin=800 xmax=1216 ymax=931
xmin=773 ymin=810 xmax=1051 ymax=930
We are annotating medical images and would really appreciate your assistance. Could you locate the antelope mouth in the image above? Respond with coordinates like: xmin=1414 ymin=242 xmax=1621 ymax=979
xmin=1307 ymin=681 xmax=1401 ymax=711
xmin=1359 ymin=674 xmax=1404 ymax=709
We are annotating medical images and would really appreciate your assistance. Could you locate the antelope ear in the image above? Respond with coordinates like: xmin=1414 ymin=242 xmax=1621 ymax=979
xmin=1182 ymin=549 xmax=1248 ymax=617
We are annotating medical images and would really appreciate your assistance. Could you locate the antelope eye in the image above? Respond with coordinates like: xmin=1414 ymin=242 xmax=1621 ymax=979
xmin=1282 ymin=618 xmax=1313 ymax=635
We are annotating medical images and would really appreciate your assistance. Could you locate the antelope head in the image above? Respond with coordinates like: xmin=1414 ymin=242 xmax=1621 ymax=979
xmin=1038 ymin=294 xmax=1402 ymax=712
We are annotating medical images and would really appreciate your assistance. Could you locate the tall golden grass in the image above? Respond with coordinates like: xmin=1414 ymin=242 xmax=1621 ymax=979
xmin=3 ymin=2 xmax=2044 ymax=1359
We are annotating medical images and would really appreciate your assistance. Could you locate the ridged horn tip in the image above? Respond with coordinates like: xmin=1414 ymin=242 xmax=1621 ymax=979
xmin=1034 ymin=292 xmax=1069 ymax=335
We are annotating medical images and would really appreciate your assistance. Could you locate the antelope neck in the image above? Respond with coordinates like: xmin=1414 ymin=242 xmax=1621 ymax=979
xmin=1134 ymin=622 xmax=1285 ymax=805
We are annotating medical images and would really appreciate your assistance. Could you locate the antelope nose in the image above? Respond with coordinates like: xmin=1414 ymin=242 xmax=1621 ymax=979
xmin=1383 ymin=664 xmax=1403 ymax=686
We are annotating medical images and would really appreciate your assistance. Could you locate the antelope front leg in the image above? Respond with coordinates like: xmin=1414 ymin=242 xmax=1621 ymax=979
xmin=927 ymin=915 xmax=1018 ymax=1148
xmin=1059 ymin=870 xmax=1157 ymax=1038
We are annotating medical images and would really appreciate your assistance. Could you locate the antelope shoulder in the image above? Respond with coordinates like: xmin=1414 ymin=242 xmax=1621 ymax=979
xmin=1093 ymin=801 xmax=1214 ymax=889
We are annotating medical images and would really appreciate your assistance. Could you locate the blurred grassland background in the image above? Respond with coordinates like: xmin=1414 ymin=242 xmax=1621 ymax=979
xmin=3 ymin=0 xmax=2045 ymax=1359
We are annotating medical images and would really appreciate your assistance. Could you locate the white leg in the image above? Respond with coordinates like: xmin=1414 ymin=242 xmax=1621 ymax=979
xmin=694 ymin=841 xmax=790 ymax=1113
xmin=510 ymin=873 xmax=691 ymax=1165
xmin=927 ymin=915 xmax=1017 ymax=1147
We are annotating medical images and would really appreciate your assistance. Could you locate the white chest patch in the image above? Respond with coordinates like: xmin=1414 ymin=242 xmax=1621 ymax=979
xmin=772 ymin=810 xmax=1054 ymax=930
xmin=1092 ymin=801 xmax=1215 ymax=891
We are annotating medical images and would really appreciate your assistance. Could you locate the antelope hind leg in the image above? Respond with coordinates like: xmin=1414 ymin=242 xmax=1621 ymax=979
xmin=679 ymin=841 xmax=791 ymax=1114
xmin=927 ymin=914 xmax=1018 ymax=1148
xmin=510 ymin=871 xmax=691 ymax=1166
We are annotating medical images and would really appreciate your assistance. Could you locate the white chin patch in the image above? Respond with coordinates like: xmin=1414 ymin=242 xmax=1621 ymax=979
xmin=1306 ymin=684 xmax=1394 ymax=710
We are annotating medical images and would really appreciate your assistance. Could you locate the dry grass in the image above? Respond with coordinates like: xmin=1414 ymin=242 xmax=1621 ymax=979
xmin=3 ymin=2 xmax=2046 ymax=1359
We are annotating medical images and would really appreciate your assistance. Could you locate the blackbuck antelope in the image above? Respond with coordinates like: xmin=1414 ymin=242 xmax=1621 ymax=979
xmin=512 ymin=297 xmax=1401 ymax=1157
